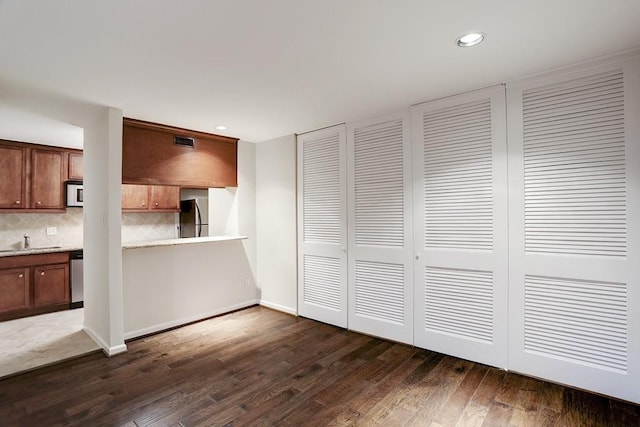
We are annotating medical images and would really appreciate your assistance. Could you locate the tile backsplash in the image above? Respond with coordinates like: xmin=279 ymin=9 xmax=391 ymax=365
xmin=0 ymin=211 xmax=177 ymax=250
xmin=121 ymin=212 xmax=178 ymax=243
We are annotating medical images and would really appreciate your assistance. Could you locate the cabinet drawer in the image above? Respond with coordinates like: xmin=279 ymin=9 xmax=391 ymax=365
xmin=0 ymin=252 xmax=70 ymax=270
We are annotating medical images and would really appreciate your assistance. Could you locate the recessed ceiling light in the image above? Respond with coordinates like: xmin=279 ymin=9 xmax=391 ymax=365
xmin=214 ymin=125 xmax=227 ymax=131
xmin=456 ymin=32 xmax=485 ymax=47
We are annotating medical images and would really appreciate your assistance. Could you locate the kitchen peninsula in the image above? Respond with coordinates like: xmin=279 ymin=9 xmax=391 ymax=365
xmin=122 ymin=235 xmax=257 ymax=339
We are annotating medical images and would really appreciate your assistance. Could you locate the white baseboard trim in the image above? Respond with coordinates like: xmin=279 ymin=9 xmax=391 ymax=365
xmin=83 ymin=324 xmax=128 ymax=357
xmin=106 ymin=344 xmax=128 ymax=357
xmin=123 ymin=299 xmax=260 ymax=340
xmin=259 ymin=300 xmax=297 ymax=316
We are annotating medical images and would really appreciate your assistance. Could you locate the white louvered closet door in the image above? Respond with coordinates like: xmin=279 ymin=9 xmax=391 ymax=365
xmin=507 ymin=58 xmax=640 ymax=404
xmin=297 ymin=125 xmax=348 ymax=328
xmin=411 ymin=86 xmax=509 ymax=368
xmin=347 ymin=112 xmax=413 ymax=344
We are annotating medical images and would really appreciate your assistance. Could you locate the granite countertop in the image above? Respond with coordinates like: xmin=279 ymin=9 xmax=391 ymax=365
xmin=0 ymin=244 xmax=83 ymax=258
xmin=0 ymin=236 xmax=247 ymax=258
xmin=122 ymin=235 xmax=248 ymax=249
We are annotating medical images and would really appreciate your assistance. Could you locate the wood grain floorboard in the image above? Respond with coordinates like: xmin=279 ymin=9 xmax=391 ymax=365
xmin=0 ymin=306 xmax=638 ymax=426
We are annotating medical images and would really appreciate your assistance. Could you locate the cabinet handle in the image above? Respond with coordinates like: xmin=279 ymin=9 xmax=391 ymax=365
xmin=40 ymin=271 xmax=45 ymax=276
xmin=15 ymin=200 xmax=21 ymax=205
xmin=155 ymin=202 xmax=159 ymax=207
xmin=36 ymin=201 xmax=42 ymax=205
xmin=142 ymin=203 xmax=146 ymax=207
xmin=18 ymin=273 xmax=23 ymax=278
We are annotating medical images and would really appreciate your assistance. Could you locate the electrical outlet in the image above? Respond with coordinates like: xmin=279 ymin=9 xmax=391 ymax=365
xmin=244 ymin=278 xmax=249 ymax=287
xmin=46 ymin=226 xmax=57 ymax=236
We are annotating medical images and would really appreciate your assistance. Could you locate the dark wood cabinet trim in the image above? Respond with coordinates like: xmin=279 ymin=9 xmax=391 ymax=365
xmin=123 ymin=118 xmax=238 ymax=145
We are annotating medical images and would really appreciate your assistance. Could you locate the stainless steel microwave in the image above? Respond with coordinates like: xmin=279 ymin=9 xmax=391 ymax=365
xmin=66 ymin=181 xmax=84 ymax=207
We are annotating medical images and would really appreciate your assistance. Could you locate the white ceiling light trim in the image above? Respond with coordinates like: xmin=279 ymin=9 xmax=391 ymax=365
xmin=456 ymin=32 xmax=485 ymax=47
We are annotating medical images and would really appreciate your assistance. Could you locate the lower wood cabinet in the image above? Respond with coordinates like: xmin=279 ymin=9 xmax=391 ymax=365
xmin=33 ymin=263 xmax=69 ymax=307
xmin=0 ymin=268 xmax=30 ymax=313
xmin=0 ymin=252 xmax=70 ymax=321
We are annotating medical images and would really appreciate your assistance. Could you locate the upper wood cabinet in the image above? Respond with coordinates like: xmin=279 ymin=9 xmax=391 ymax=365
xmin=122 ymin=184 xmax=180 ymax=212
xmin=122 ymin=184 xmax=149 ymax=210
xmin=68 ymin=151 xmax=84 ymax=180
xmin=0 ymin=144 xmax=27 ymax=209
xmin=31 ymin=148 xmax=65 ymax=209
xmin=122 ymin=118 xmax=238 ymax=188
xmin=0 ymin=140 xmax=68 ymax=212
xmin=150 ymin=185 xmax=180 ymax=210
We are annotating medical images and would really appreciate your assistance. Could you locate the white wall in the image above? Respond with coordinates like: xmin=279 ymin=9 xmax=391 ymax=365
xmin=256 ymin=134 xmax=297 ymax=314
xmin=83 ymin=106 xmax=126 ymax=356
xmin=237 ymin=141 xmax=257 ymax=283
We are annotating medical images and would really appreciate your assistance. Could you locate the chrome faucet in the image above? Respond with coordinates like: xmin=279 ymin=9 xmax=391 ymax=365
xmin=23 ymin=233 xmax=30 ymax=250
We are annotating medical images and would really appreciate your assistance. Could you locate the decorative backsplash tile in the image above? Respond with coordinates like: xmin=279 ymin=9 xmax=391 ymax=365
xmin=121 ymin=213 xmax=179 ymax=243
xmin=0 ymin=210 xmax=83 ymax=250
xmin=0 ymin=211 xmax=177 ymax=250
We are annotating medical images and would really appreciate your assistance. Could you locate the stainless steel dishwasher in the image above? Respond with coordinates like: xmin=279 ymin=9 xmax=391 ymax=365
xmin=70 ymin=250 xmax=84 ymax=309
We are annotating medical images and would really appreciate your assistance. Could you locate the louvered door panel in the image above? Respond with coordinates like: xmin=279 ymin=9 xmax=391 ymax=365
xmin=412 ymin=86 xmax=508 ymax=368
xmin=523 ymin=70 xmax=626 ymax=257
xmin=297 ymin=126 xmax=348 ymax=328
xmin=423 ymin=100 xmax=494 ymax=251
xmin=508 ymin=58 xmax=640 ymax=404
xmin=347 ymin=112 xmax=413 ymax=344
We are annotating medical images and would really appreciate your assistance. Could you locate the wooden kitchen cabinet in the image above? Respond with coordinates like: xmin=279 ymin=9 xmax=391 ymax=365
xmin=0 ymin=267 xmax=30 ymax=314
xmin=122 ymin=184 xmax=150 ymax=210
xmin=0 ymin=140 xmax=68 ymax=212
xmin=150 ymin=185 xmax=180 ymax=210
xmin=68 ymin=151 xmax=84 ymax=180
xmin=33 ymin=263 xmax=69 ymax=307
xmin=0 ymin=144 xmax=27 ymax=209
xmin=122 ymin=184 xmax=180 ymax=212
xmin=0 ymin=252 xmax=70 ymax=321
xmin=122 ymin=118 xmax=238 ymax=188
xmin=31 ymin=148 xmax=65 ymax=209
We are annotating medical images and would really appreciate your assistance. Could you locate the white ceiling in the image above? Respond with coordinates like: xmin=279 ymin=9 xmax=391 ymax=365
xmin=1 ymin=0 xmax=639 ymax=145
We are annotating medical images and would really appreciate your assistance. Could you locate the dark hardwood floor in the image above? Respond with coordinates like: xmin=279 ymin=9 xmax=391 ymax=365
xmin=0 ymin=306 xmax=638 ymax=426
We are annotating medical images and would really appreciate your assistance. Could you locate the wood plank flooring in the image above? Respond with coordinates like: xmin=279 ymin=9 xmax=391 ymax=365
xmin=0 ymin=306 xmax=638 ymax=426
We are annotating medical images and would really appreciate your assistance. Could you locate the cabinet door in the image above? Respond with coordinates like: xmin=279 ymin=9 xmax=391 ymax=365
xmin=33 ymin=263 xmax=69 ymax=307
xmin=297 ymin=125 xmax=348 ymax=328
xmin=31 ymin=149 xmax=65 ymax=209
xmin=0 ymin=144 xmax=27 ymax=209
xmin=150 ymin=185 xmax=180 ymax=211
xmin=0 ymin=268 xmax=30 ymax=313
xmin=68 ymin=152 xmax=83 ymax=180
xmin=122 ymin=184 xmax=150 ymax=210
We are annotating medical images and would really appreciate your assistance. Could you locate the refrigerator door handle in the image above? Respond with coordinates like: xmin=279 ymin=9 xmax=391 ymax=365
xmin=195 ymin=201 xmax=202 ymax=237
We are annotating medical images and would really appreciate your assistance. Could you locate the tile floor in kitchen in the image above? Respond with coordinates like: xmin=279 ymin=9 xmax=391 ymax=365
xmin=0 ymin=308 xmax=101 ymax=378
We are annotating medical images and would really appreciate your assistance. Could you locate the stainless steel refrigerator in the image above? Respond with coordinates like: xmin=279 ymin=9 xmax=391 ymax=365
xmin=180 ymin=198 xmax=208 ymax=237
